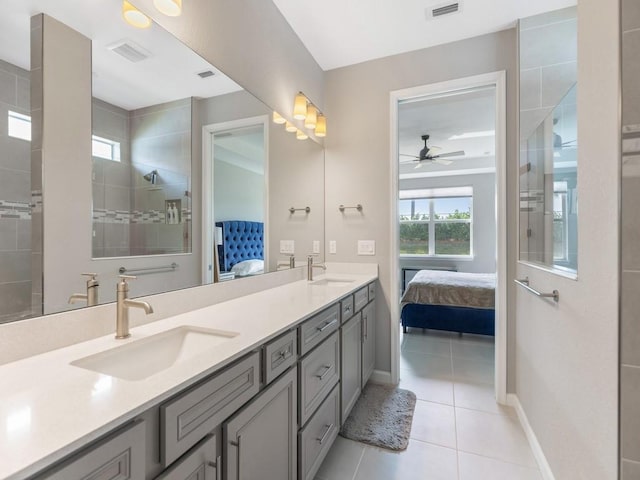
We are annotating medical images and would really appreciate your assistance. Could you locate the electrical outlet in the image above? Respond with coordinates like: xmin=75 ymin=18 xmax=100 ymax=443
xmin=357 ymin=240 xmax=375 ymax=256
xmin=329 ymin=240 xmax=337 ymax=254
xmin=313 ymin=240 xmax=320 ymax=254
xmin=279 ymin=240 xmax=295 ymax=254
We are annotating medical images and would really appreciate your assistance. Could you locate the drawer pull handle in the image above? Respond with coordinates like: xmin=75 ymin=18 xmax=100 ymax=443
xmin=315 ymin=365 xmax=332 ymax=380
xmin=279 ymin=349 xmax=292 ymax=360
xmin=317 ymin=423 xmax=334 ymax=445
xmin=230 ymin=436 xmax=242 ymax=478
xmin=344 ymin=306 xmax=351 ymax=312
xmin=208 ymin=455 xmax=222 ymax=480
xmin=317 ymin=318 xmax=338 ymax=332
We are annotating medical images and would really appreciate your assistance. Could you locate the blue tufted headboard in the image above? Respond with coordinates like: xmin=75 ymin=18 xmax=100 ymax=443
xmin=215 ymin=221 xmax=264 ymax=272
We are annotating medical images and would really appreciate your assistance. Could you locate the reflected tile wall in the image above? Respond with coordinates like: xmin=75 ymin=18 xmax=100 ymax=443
xmin=621 ymin=0 xmax=640 ymax=476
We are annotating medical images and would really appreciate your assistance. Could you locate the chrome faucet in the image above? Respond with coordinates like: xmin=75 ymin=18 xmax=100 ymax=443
xmin=307 ymin=255 xmax=326 ymax=281
xmin=287 ymin=254 xmax=296 ymax=269
xmin=116 ymin=275 xmax=153 ymax=339
xmin=68 ymin=273 xmax=100 ymax=307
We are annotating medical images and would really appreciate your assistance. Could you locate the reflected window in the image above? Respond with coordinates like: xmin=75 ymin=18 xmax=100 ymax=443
xmin=91 ymin=135 xmax=121 ymax=162
xmin=399 ymin=187 xmax=472 ymax=257
xmin=8 ymin=111 xmax=31 ymax=141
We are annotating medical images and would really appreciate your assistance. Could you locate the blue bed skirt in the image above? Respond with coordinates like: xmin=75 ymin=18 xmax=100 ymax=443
xmin=401 ymin=303 xmax=495 ymax=336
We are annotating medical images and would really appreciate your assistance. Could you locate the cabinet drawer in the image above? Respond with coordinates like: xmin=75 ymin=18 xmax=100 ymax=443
xmin=263 ymin=330 xmax=297 ymax=385
xmin=155 ymin=432 xmax=220 ymax=480
xmin=340 ymin=295 xmax=354 ymax=323
xmin=299 ymin=383 xmax=340 ymax=480
xmin=299 ymin=331 xmax=340 ymax=425
xmin=161 ymin=352 xmax=260 ymax=467
xmin=368 ymin=282 xmax=376 ymax=301
xmin=299 ymin=304 xmax=340 ymax=356
xmin=354 ymin=287 xmax=368 ymax=312
xmin=38 ymin=420 xmax=145 ymax=480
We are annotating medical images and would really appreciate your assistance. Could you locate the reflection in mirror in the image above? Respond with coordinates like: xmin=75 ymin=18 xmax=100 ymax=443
xmin=519 ymin=7 xmax=577 ymax=274
xmin=0 ymin=1 xmax=324 ymax=324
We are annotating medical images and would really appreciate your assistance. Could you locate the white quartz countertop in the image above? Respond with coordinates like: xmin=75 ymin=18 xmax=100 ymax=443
xmin=0 ymin=271 xmax=377 ymax=480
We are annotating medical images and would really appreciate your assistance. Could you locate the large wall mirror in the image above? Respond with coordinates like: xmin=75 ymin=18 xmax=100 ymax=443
xmin=518 ymin=7 xmax=578 ymax=275
xmin=0 ymin=0 xmax=324 ymax=323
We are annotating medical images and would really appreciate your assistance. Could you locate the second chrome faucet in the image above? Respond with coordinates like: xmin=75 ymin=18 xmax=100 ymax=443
xmin=116 ymin=275 xmax=153 ymax=339
xmin=307 ymin=255 xmax=326 ymax=281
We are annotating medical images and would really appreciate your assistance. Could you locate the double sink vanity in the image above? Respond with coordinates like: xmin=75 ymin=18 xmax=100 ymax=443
xmin=0 ymin=266 xmax=378 ymax=480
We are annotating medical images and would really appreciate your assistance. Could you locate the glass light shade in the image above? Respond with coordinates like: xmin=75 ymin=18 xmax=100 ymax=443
xmin=293 ymin=93 xmax=307 ymax=120
xmin=123 ymin=1 xmax=151 ymax=28
xmin=272 ymin=111 xmax=286 ymax=124
xmin=285 ymin=121 xmax=297 ymax=133
xmin=315 ymin=114 xmax=327 ymax=137
xmin=153 ymin=0 xmax=182 ymax=16
xmin=304 ymin=105 xmax=318 ymax=129
xmin=296 ymin=129 xmax=308 ymax=140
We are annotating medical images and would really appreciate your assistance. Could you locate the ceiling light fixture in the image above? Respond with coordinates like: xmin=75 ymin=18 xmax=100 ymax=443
xmin=293 ymin=92 xmax=308 ymax=120
xmin=448 ymin=130 xmax=495 ymax=140
xmin=153 ymin=0 xmax=182 ymax=16
xmin=304 ymin=105 xmax=318 ymax=129
xmin=296 ymin=129 xmax=308 ymax=140
xmin=272 ymin=111 xmax=286 ymax=125
xmin=285 ymin=121 xmax=297 ymax=133
xmin=315 ymin=114 xmax=326 ymax=137
xmin=122 ymin=0 xmax=151 ymax=28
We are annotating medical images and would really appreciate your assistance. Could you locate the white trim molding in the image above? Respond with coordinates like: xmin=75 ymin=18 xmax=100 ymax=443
xmin=370 ymin=369 xmax=392 ymax=385
xmin=389 ymin=71 xmax=508 ymax=405
xmin=507 ymin=394 xmax=556 ymax=480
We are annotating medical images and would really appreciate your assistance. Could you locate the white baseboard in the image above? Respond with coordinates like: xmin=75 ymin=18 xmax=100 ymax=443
xmin=507 ymin=394 xmax=555 ymax=480
xmin=370 ymin=369 xmax=393 ymax=385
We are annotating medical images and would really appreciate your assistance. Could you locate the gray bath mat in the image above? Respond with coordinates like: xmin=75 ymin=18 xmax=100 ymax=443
xmin=340 ymin=383 xmax=417 ymax=451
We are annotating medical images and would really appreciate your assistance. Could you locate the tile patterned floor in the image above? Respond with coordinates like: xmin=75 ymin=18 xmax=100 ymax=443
xmin=315 ymin=329 xmax=542 ymax=480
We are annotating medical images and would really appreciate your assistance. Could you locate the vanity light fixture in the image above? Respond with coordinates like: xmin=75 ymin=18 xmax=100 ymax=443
xmin=272 ymin=111 xmax=286 ymax=124
xmin=293 ymin=92 xmax=308 ymax=120
xmin=296 ymin=129 xmax=308 ymax=140
xmin=285 ymin=121 xmax=297 ymax=133
xmin=304 ymin=105 xmax=318 ymax=129
xmin=153 ymin=0 xmax=182 ymax=16
xmin=315 ymin=114 xmax=327 ymax=137
xmin=122 ymin=0 xmax=151 ymax=28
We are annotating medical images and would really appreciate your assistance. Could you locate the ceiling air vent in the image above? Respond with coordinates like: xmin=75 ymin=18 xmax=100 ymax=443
xmin=426 ymin=2 xmax=462 ymax=20
xmin=107 ymin=40 xmax=151 ymax=63
xmin=197 ymin=70 xmax=215 ymax=79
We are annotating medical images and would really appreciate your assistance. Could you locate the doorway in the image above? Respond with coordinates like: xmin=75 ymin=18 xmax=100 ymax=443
xmin=389 ymin=72 xmax=507 ymax=404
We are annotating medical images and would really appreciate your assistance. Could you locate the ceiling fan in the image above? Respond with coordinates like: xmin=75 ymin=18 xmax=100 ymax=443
xmin=400 ymin=134 xmax=465 ymax=168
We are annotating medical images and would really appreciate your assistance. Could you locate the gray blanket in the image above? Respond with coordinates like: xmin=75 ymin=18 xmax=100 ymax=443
xmin=401 ymin=270 xmax=496 ymax=310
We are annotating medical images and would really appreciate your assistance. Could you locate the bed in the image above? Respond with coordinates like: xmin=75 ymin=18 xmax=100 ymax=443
xmin=400 ymin=270 xmax=496 ymax=336
xmin=215 ymin=221 xmax=265 ymax=277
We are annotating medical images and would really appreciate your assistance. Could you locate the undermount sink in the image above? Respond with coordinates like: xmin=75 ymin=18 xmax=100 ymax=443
xmin=71 ymin=326 xmax=239 ymax=381
xmin=310 ymin=277 xmax=356 ymax=287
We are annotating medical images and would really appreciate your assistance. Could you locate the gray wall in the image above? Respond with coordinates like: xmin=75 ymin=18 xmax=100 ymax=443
xmin=621 ymin=0 xmax=640 ymax=477
xmin=514 ymin=1 xmax=620 ymax=478
xmin=399 ymin=172 xmax=496 ymax=274
xmin=0 ymin=58 xmax=31 ymax=322
xmin=324 ymin=29 xmax=518 ymax=380
xmin=213 ymin=160 xmax=264 ymax=222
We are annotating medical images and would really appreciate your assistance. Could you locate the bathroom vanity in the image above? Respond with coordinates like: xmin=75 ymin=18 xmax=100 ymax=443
xmin=0 ymin=269 xmax=377 ymax=480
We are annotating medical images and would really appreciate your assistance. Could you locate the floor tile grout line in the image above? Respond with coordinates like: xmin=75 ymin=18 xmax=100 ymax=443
xmin=350 ymin=445 xmax=366 ymax=480
xmin=456 ymin=447 xmax=541 ymax=470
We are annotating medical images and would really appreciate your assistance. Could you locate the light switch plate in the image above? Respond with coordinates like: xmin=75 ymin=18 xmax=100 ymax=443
xmin=329 ymin=240 xmax=337 ymax=254
xmin=279 ymin=240 xmax=295 ymax=254
xmin=312 ymin=240 xmax=320 ymax=254
xmin=357 ymin=240 xmax=375 ymax=256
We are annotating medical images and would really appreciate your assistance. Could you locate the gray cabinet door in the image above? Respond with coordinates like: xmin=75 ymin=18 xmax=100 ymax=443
xmin=37 ymin=420 xmax=145 ymax=480
xmin=224 ymin=367 xmax=297 ymax=480
xmin=362 ymin=302 xmax=376 ymax=388
xmin=340 ymin=312 xmax=362 ymax=424
xmin=155 ymin=433 xmax=220 ymax=480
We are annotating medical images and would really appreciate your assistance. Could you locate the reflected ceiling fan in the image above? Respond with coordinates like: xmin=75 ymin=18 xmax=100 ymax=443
xmin=400 ymin=134 xmax=465 ymax=168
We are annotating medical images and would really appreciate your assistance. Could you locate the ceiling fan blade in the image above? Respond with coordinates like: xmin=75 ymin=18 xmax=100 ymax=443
xmin=435 ymin=150 xmax=465 ymax=158
xmin=413 ymin=162 xmax=424 ymax=170
xmin=399 ymin=153 xmax=419 ymax=158
xmin=434 ymin=158 xmax=453 ymax=166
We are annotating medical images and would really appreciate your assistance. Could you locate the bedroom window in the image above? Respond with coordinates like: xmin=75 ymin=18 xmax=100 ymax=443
xmin=399 ymin=186 xmax=472 ymax=257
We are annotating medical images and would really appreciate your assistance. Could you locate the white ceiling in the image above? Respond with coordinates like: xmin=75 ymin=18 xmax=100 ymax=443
xmin=0 ymin=0 xmax=242 ymax=110
xmin=213 ymin=126 xmax=265 ymax=175
xmin=398 ymin=86 xmax=496 ymax=177
xmin=272 ymin=0 xmax=577 ymax=70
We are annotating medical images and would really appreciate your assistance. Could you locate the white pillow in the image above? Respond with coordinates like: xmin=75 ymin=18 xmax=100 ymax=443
xmin=230 ymin=259 xmax=264 ymax=277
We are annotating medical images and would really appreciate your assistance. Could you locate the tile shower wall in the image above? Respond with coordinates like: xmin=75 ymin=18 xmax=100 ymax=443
xmin=0 ymin=54 xmax=32 ymax=323
xmin=621 ymin=0 xmax=640 ymax=477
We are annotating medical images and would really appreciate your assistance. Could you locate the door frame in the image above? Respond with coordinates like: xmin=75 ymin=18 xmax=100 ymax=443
xmin=202 ymin=115 xmax=269 ymax=284
xmin=389 ymin=71 xmax=508 ymax=404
